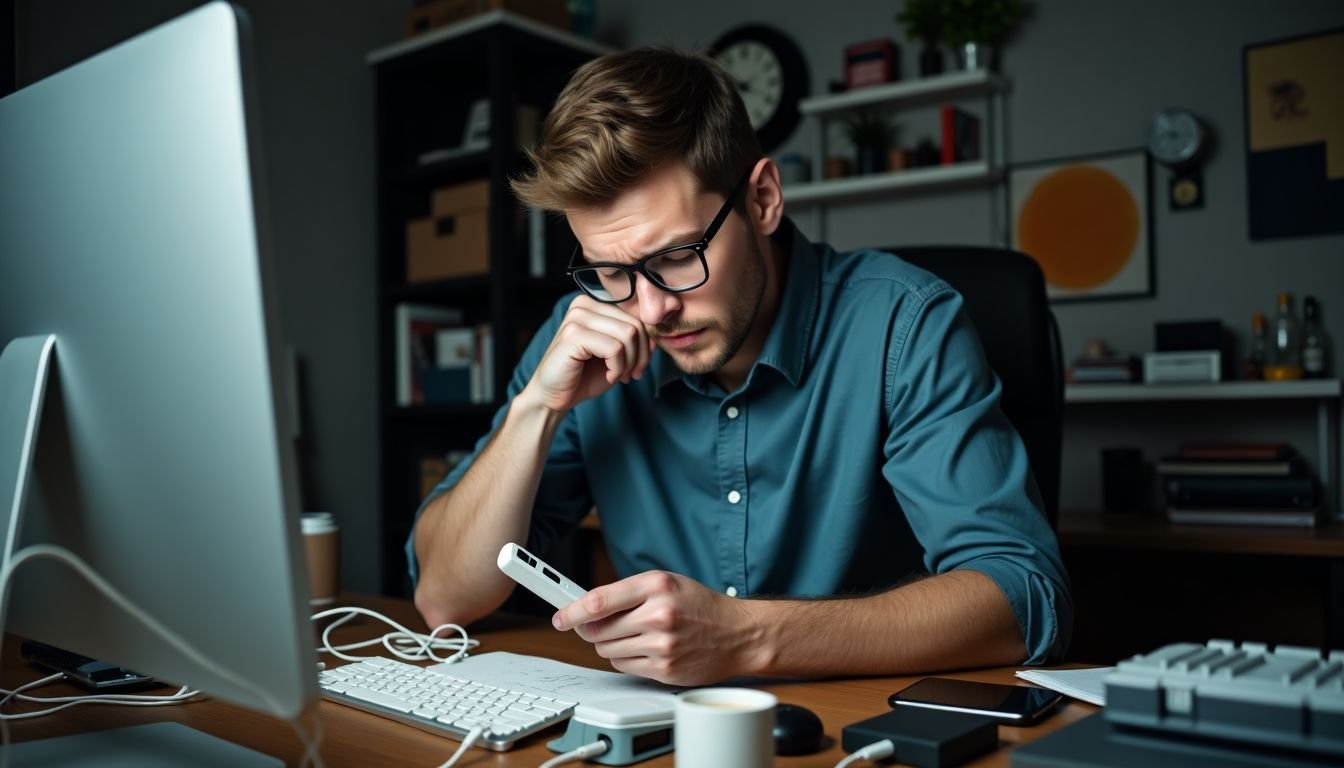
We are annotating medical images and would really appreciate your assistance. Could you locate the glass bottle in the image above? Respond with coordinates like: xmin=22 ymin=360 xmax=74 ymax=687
xmin=1244 ymin=312 xmax=1266 ymax=380
xmin=1265 ymin=292 xmax=1303 ymax=380
xmin=1302 ymin=296 xmax=1328 ymax=379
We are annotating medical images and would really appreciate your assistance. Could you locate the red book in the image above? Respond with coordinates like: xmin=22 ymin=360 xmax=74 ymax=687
xmin=1178 ymin=442 xmax=1294 ymax=461
xmin=940 ymin=107 xmax=981 ymax=164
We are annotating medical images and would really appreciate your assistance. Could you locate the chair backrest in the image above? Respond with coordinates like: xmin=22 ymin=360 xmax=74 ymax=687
xmin=880 ymin=245 xmax=1064 ymax=528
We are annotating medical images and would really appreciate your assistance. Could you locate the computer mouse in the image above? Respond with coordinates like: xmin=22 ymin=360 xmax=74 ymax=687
xmin=774 ymin=703 xmax=824 ymax=755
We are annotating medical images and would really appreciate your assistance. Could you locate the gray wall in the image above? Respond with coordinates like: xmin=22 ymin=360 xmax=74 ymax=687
xmin=598 ymin=0 xmax=1344 ymax=513
xmin=14 ymin=0 xmax=1344 ymax=596
xmin=15 ymin=0 xmax=403 ymax=592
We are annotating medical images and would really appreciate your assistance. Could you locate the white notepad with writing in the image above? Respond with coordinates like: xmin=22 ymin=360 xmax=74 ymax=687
xmin=429 ymin=651 xmax=676 ymax=703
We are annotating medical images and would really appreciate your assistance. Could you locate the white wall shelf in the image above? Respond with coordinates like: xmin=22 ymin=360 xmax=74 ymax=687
xmin=798 ymin=70 xmax=1009 ymax=243
xmin=784 ymin=161 xmax=1000 ymax=206
xmin=1066 ymin=379 xmax=1342 ymax=403
xmin=800 ymin=70 xmax=1008 ymax=116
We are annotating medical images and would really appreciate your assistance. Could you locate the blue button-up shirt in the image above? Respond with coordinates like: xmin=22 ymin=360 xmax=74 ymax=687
xmin=408 ymin=221 xmax=1072 ymax=663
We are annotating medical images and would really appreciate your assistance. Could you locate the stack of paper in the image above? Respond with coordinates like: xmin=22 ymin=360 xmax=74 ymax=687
xmin=1014 ymin=666 xmax=1113 ymax=707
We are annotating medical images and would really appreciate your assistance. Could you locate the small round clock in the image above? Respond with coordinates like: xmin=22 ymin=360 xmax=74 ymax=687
xmin=1147 ymin=108 xmax=1205 ymax=167
xmin=710 ymin=25 xmax=810 ymax=154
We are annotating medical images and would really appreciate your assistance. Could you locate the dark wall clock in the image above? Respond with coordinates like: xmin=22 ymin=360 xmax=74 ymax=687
xmin=710 ymin=25 xmax=810 ymax=154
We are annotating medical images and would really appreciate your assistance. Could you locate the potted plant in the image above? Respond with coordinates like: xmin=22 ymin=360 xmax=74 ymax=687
xmin=895 ymin=0 xmax=946 ymax=77
xmin=939 ymin=0 xmax=1028 ymax=71
xmin=842 ymin=110 xmax=899 ymax=175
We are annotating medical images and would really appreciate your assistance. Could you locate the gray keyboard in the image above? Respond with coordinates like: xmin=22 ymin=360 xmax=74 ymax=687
xmin=1105 ymin=640 xmax=1344 ymax=759
xmin=319 ymin=656 xmax=577 ymax=751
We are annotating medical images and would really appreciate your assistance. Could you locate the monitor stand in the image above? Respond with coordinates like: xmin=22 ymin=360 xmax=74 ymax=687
xmin=0 ymin=338 xmax=286 ymax=765
xmin=0 ymin=334 xmax=56 ymax=603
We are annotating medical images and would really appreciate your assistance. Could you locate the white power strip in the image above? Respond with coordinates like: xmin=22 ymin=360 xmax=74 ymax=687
xmin=496 ymin=543 xmax=587 ymax=610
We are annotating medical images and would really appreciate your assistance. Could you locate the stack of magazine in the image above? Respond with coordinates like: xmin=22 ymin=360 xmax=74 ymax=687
xmin=1158 ymin=442 xmax=1319 ymax=527
xmin=1067 ymin=354 xmax=1140 ymax=384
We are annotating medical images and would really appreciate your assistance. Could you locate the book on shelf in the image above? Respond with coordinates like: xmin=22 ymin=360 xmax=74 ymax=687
xmin=940 ymin=106 xmax=980 ymax=165
xmin=1166 ymin=506 xmax=1320 ymax=528
xmin=470 ymin=323 xmax=494 ymax=405
xmin=1177 ymin=441 xmax=1294 ymax=461
xmin=427 ymin=326 xmax=475 ymax=405
xmin=395 ymin=303 xmax=464 ymax=406
xmin=1068 ymin=366 xmax=1138 ymax=383
xmin=1067 ymin=354 xmax=1140 ymax=383
xmin=1163 ymin=473 xmax=1317 ymax=509
xmin=423 ymin=323 xmax=495 ymax=406
xmin=528 ymin=208 xmax=546 ymax=278
xmin=1156 ymin=456 xmax=1305 ymax=477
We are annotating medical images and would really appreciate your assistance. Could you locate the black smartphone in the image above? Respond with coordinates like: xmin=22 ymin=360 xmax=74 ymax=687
xmin=20 ymin=639 xmax=157 ymax=692
xmin=888 ymin=678 xmax=1063 ymax=726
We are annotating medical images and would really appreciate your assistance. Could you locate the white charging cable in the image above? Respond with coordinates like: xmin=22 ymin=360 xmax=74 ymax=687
xmin=539 ymin=738 xmax=610 ymax=768
xmin=0 ymin=544 xmax=325 ymax=768
xmin=0 ymin=671 xmax=198 ymax=720
xmin=434 ymin=724 xmax=485 ymax=768
xmin=834 ymin=738 xmax=895 ymax=767
xmin=310 ymin=605 xmax=478 ymax=664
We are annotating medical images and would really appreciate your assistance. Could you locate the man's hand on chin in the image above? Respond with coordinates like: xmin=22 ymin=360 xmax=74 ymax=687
xmin=552 ymin=570 xmax=766 ymax=686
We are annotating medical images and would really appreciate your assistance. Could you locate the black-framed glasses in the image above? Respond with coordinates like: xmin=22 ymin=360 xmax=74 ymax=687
xmin=566 ymin=174 xmax=748 ymax=304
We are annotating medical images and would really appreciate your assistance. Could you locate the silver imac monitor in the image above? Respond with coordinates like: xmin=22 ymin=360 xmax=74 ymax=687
xmin=0 ymin=0 xmax=315 ymax=752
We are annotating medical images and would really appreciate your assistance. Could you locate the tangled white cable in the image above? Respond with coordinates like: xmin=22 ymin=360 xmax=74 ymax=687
xmin=310 ymin=606 xmax=478 ymax=664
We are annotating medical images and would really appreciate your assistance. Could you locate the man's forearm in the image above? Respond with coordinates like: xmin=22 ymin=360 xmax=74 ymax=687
xmin=413 ymin=389 xmax=564 ymax=628
xmin=740 ymin=570 xmax=1026 ymax=677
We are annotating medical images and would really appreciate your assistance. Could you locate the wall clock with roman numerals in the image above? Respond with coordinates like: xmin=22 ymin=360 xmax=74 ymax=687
xmin=710 ymin=25 xmax=810 ymax=154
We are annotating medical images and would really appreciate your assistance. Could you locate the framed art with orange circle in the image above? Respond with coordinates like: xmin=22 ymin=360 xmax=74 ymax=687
xmin=1009 ymin=149 xmax=1152 ymax=302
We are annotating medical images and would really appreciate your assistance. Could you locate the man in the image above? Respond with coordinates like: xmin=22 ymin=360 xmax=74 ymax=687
xmin=409 ymin=47 xmax=1071 ymax=686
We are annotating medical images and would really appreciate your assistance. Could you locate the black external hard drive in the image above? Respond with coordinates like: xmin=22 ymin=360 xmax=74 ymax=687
xmin=842 ymin=706 xmax=998 ymax=768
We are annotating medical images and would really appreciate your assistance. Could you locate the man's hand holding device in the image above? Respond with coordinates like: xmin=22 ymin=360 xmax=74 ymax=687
xmin=497 ymin=543 xmax=752 ymax=686
xmin=554 ymin=569 xmax=755 ymax=687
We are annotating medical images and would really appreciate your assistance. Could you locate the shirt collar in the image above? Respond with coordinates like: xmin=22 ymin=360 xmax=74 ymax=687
xmin=653 ymin=217 xmax=820 ymax=394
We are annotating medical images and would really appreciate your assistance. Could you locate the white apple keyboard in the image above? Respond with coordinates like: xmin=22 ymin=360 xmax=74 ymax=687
xmin=319 ymin=656 xmax=577 ymax=750
xmin=318 ymin=544 xmax=590 ymax=749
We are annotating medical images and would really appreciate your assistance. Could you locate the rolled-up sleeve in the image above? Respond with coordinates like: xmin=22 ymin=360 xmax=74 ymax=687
xmin=880 ymin=283 xmax=1072 ymax=664
xmin=404 ymin=294 xmax=593 ymax=587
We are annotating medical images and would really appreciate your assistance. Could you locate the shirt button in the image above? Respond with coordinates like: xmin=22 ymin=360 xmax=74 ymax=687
xmin=725 ymin=586 xmax=738 ymax=597
xmin=726 ymin=406 xmax=740 ymax=419
xmin=727 ymin=490 xmax=742 ymax=504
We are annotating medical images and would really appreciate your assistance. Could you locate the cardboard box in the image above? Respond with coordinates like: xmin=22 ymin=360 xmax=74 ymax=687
xmin=406 ymin=180 xmax=490 ymax=283
xmin=405 ymin=0 xmax=570 ymax=38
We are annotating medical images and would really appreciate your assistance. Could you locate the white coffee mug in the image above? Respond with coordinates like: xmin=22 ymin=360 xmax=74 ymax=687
xmin=674 ymin=687 xmax=777 ymax=768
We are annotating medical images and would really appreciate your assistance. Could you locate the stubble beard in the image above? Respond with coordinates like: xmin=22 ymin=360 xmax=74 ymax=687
xmin=656 ymin=232 xmax=767 ymax=376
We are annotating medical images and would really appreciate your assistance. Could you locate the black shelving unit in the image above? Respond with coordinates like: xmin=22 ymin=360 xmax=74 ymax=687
xmin=368 ymin=12 xmax=609 ymax=595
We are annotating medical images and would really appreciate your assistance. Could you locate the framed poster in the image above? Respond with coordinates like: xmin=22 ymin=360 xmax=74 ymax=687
xmin=1010 ymin=149 xmax=1152 ymax=302
xmin=1244 ymin=27 xmax=1344 ymax=240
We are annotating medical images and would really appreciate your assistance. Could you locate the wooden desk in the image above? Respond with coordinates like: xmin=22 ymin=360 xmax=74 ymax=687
xmin=4 ymin=594 xmax=1098 ymax=766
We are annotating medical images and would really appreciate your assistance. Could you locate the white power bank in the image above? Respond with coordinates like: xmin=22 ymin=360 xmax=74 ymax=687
xmin=497 ymin=542 xmax=587 ymax=610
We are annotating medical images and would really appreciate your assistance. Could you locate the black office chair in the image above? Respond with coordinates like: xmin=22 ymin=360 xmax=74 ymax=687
xmin=880 ymin=245 xmax=1064 ymax=529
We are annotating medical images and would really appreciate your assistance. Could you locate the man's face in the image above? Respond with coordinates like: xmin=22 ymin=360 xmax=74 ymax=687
xmin=567 ymin=163 xmax=767 ymax=377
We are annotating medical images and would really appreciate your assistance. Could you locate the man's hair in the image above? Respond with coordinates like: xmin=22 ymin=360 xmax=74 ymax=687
xmin=512 ymin=46 xmax=762 ymax=212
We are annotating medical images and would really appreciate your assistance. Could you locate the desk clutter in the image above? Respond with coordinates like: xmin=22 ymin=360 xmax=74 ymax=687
xmin=1069 ymin=295 xmax=1333 ymax=386
xmin=1014 ymin=639 xmax=1344 ymax=767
